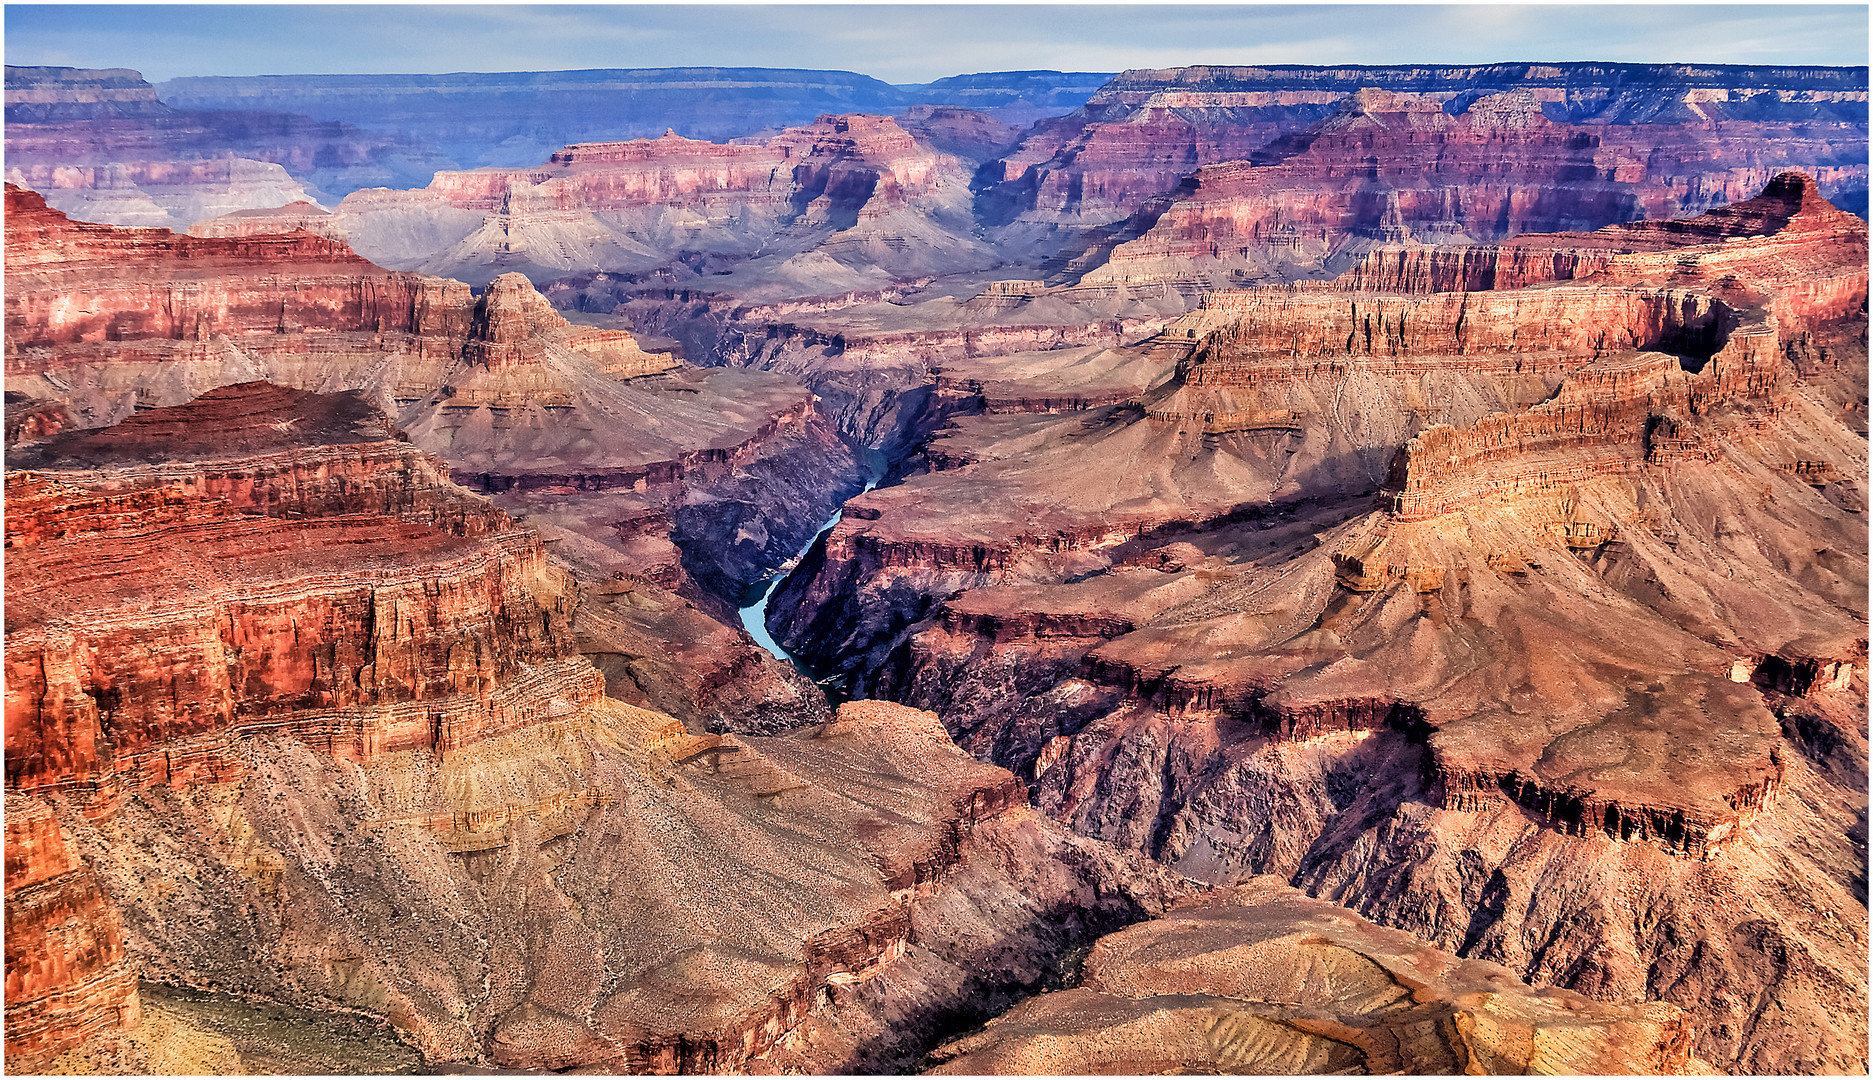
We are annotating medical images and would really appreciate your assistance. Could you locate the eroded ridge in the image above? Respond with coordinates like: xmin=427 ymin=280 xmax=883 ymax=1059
xmin=928 ymin=878 xmax=1708 ymax=1075
xmin=3 ymin=793 xmax=142 ymax=1062
xmin=278 ymin=113 xmax=990 ymax=289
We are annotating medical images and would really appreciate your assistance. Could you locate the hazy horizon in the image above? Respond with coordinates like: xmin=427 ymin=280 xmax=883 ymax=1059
xmin=5 ymin=4 xmax=1868 ymax=85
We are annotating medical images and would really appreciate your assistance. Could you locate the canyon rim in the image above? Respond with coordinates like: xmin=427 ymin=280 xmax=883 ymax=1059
xmin=3 ymin=4 xmax=1868 ymax=1075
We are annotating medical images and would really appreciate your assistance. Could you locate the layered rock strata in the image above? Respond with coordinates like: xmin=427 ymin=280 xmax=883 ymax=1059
xmin=316 ymin=114 xmax=991 ymax=287
xmin=771 ymin=176 xmax=1870 ymax=1072
xmin=928 ymin=878 xmax=1708 ymax=1075
xmin=2 ymin=384 xmax=580 ymax=1065
xmin=1343 ymin=168 xmax=1871 ymax=298
xmin=621 ymin=280 xmax=1184 ymax=458
xmin=893 ymin=105 xmax=1021 ymax=163
xmin=5 ymin=383 xmax=600 ymax=811
xmin=4 ymin=793 xmax=142 ymax=1062
xmin=2 ymin=386 xmax=1199 ymax=1073
xmin=4 ymin=184 xmax=865 ymax=612
xmin=982 ymin=62 xmax=1868 ymax=230
xmin=1064 ymin=89 xmax=1870 ymax=287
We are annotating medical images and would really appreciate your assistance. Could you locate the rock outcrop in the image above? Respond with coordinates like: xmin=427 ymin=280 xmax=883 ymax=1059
xmin=928 ymin=878 xmax=1708 ymax=1075
xmin=1342 ymin=169 xmax=1870 ymax=298
xmin=770 ymin=176 xmax=1870 ymax=1072
xmin=893 ymin=105 xmax=1022 ymax=163
xmin=4 ymin=793 xmax=141 ymax=1062
xmin=1 ymin=384 xmax=581 ymax=1065
xmin=5 ymin=383 xmax=600 ymax=810
xmin=4 ymin=183 xmax=471 ymax=352
xmin=186 ymin=200 xmax=346 ymax=241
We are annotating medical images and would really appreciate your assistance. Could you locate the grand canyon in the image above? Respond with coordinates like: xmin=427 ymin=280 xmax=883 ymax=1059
xmin=4 ymin=9 xmax=1868 ymax=1076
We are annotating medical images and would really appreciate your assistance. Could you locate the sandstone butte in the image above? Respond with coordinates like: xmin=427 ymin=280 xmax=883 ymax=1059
xmin=228 ymin=112 xmax=994 ymax=289
xmin=768 ymin=173 xmax=1869 ymax=1073
xmin=1 ymin=383 xmax=1198 ymax=1072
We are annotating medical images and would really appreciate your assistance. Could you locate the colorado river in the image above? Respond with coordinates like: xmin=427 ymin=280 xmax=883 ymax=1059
xmin=739 ymin=447 xmax=888 ymax=667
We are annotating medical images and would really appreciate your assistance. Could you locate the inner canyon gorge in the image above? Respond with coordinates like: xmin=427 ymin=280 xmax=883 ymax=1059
xmin=3 ymin=36 xmax=1868 ymax=1077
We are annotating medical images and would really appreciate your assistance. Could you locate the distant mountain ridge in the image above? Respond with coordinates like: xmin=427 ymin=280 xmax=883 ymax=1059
xmin=1090 ymin=62 xmax=1870 ymax=124
xmin=154 ymin=67 xmax=1117 ymax=167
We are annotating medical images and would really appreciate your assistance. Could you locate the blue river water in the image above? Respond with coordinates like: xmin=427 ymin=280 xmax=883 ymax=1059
xmin=738 ymin=448 xmax=888 ymax=666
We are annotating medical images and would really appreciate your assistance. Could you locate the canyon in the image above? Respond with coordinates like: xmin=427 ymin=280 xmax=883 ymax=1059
xmin=4 ymin=64 xmax=1107 ymax=235
xmin=5 ymin=385 xmax=1192 ymax=1071
xmin=766 ymin=172 xmax=1870 ymax=1073
xmin=5 ymin=53 xmax=1868 ymax=1077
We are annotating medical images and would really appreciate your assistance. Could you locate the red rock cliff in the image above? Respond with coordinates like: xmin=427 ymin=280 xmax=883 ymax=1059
xmin=4 ymin=792 xmax=141 ymax=1062
xmin=4 ymin=382 xmax=603 ymax=814
xmin=3 ymin=184 xmax=474 ymax=355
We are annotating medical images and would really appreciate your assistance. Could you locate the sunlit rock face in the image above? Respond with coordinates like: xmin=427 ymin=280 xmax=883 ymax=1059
xmin=3 ymin=183 xmax=868 ymax=615
xmin=0 ymin=385 xmax=1192 ymax=1073
xmin=5 ymin=382 xmax=600 ymax=811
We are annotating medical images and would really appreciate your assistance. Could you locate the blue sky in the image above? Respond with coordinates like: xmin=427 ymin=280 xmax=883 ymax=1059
xmin=5 ymin=4 xmax=1867 ymax=84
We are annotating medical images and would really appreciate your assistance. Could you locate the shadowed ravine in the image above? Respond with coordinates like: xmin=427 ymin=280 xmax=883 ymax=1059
xmin=741 ymin=447 xmax=891 ymax=671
